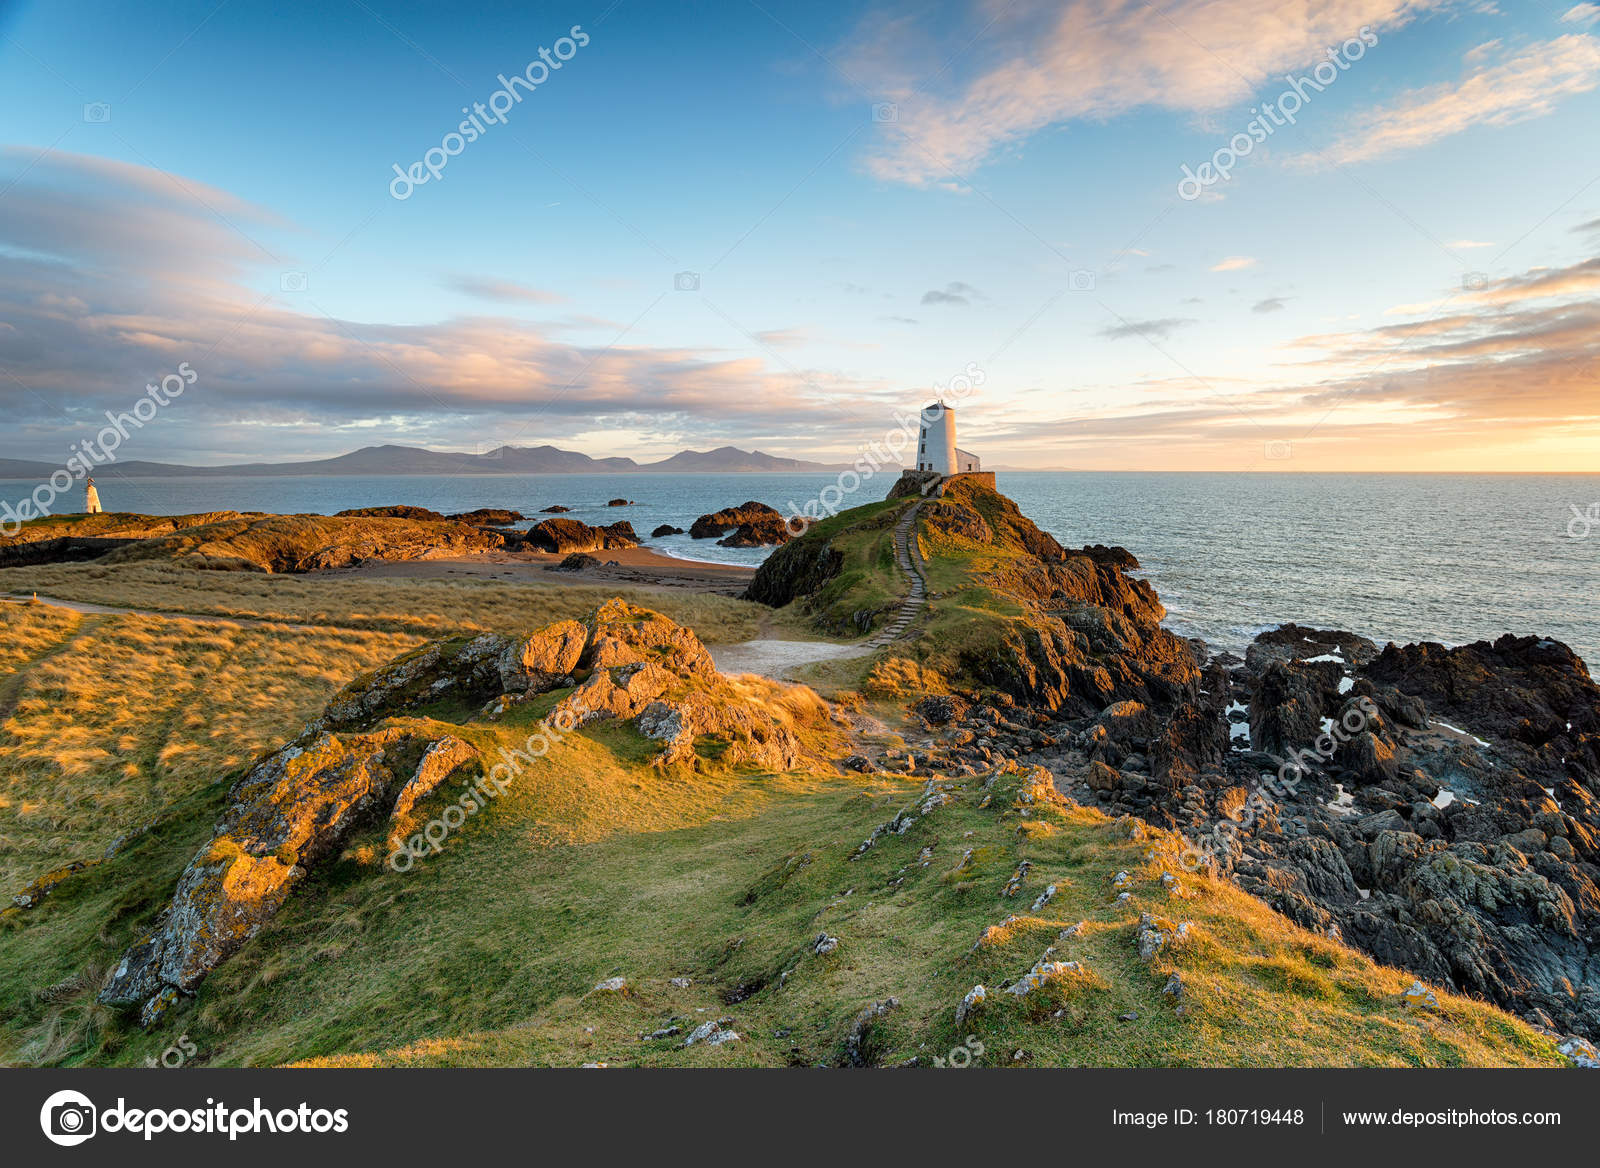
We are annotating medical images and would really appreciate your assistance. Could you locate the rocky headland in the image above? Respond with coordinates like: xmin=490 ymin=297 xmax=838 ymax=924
xmin=744 ymin=476 xmax=1600 ymax=1046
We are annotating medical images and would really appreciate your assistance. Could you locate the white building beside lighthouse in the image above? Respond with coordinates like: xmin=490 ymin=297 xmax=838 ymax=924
xmin=916 ymin=401 xmax=982 ymax=474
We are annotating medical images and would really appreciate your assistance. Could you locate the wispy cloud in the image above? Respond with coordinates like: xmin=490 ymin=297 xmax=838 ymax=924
xmin=1098 ymin=317 xmax=1196 ymax=340
xmin=0 ymin=150 xmax=892 ymax=461
xmin=920 ymin=281 xmax=985 ymax=306
xmin=1311 ymin=35 xmax=1600 ymax=165
xmin=1212 ymin=256 xmax=1257 ymax=272
xmin=848 ymin=0 xmax=1453 ymax=186
xmin=446 ymin=276 xmax=566 ymax=304
xmin=1253 ymin=297 xmax=1289 ymax=313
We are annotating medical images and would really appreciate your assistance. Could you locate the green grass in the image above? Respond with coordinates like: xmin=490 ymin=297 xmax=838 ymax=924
xmin=794 ymin=499 xmax=908 ymax=633
xmin=0 ymin=559 xmax=1570 ymax=1070
xmin=2 ymin=733 xmax=1562 ymax=1068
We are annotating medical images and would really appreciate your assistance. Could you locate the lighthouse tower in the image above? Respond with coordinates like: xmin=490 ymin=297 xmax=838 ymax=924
xmin=917 ymin=401 xmax=958 ymax=475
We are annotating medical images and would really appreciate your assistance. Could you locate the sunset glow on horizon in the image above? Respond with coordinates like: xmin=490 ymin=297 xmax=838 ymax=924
xmin=1 ymin=0 xmax=1597 ymax=472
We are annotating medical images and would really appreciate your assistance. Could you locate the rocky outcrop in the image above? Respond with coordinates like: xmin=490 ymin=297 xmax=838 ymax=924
xmin=525 ymin=517 xmax=639 ymax=554
xmin=690 ymin=501 xmax=780 ymax=540
xmin=717 ymin=513 xmax=791 ymax=547
xmin=921 ymin=500 xmax=992 ymax=544
xmin=607 ymin=498 xmax=633 ymax=507
xmin=100 ymin=726 xmax=474 ymax=1019
xmin=100 ymin=600 xmax=827 ymax=1025
xmin=1366 ymin=635 xmax=1600 ymax=760
xmin=1100 ymin=621 xmax=1600 ymax=1041
xmin=498 ymin=620 xmax=587 ymax=690
xmin=0 ymin=512 xmax=263 ymax=568
xmin=539 ymin=505 xmax=570 ymax=513
xmin=651 ymin=525 xmax=684 ymax=537
xmin=335 ymin=505 xmax=446 ymax=521
xmin=741 ymin=534 xmax=847 ymax=608
xmin=449 ymin=508 xmax=524 ymax=525
xmin=104 ymin=514 xmax=509 ymax=573
xmin=547 ymin=552 xmax=602 ymax=572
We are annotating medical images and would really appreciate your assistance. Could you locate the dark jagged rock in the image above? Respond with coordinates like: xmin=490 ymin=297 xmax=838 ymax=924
xmin=1367 ymin=635 xmax=1600 ymax=761
xmin=651 ymin=524 xmax=685 ymax=538
xmin=1245 ymin=624 xmax=1379 ymax=675
xmin=539 ymin=505 xmax=571 ymax=513
xmin=1170 ymin=624 xmax=1600 ymax=1040
xmin=525 ymin=517 xmax=639 ymax=554
xmin=1073 ymin=545 xmax=1141 ymax=569
xmin=717 ymin=513 xmax=791 ymax=548
xmin=449 ymin=508 xmax=524 ymax=525
xmin=742 ymin=535 xmax=846 ymax=609
xmin=607 ymin=498 xmax=633 ymax=507
xmin=1249 ymin=661 xmax=1339 ymax=757
xmin=690 ymin=501 xmax=780 ymax=540
xmin=335 ymin=505 xmax=446 ymax=521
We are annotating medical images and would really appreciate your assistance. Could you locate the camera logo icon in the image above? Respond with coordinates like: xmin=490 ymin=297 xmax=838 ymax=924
xmin=83 ymin=102 xmax=111 ymax=123
xmin=871 ymin=102 xmax=898 ymax=123
xmin=673 ymin=271 xmax=700 ymax=292
xmin=40 ymin=1089 xmax=97 ymax=1146
xmin=280 ymin=271 xmax=309 ymax=293
xmin=1264 ymin=440 xmax=1293 ymax=461
xmin=1068 ymin=268 xmax=1097 ymax=291
xmin=1461 ymin=271 xmax=1488 ymax=292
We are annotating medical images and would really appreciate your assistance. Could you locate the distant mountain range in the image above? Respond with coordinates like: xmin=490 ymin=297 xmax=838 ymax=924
xmin=0 ymin=444 xmax=851 ymax=479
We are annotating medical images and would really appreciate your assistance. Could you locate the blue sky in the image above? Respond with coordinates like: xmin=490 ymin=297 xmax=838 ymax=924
xmin=1 ymin=0 xmax=1598 ymax=469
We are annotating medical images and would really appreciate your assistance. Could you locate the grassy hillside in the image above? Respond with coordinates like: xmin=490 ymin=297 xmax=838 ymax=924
xmin=0 ymin=602 xmax=423 ymax=891
xmin=0 ymin=571 xmax=1567 ymax=1069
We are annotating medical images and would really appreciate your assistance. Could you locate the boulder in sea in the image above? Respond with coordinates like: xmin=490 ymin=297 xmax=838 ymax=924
xmin=449 ymin=508 xmax=524 ymax=525
xmin=607 ymin=498 xmax=633 ymax=507
xmin=717 ymin=513 xmax=792 ymax=547
xmin=525 ymin=517 xmax=639 ymax=554
xmin=651 ymin=524 xmax=685 ymax=538
xmin=690 ymin=501 xmax=780 ymax=540
xmin=539 ymin=505 xmax=571 ymax=513
xmin=334 ymin=505 xmax=446 ymax=521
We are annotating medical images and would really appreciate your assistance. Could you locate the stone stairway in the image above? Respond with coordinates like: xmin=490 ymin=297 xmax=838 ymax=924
xmin=868 ymin=502 xmax=927 ymax=647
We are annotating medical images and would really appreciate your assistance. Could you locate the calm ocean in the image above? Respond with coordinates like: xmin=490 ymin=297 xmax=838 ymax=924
xmin=4 ymin=470 xmax=1597 ymax=668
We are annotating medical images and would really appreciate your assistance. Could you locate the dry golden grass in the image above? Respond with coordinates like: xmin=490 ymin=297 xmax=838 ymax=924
xmin=0 ymin=609 xmax=421 ymax=888
xmin=0 ymin=562 xmax=760 ymax=642
xmin=0 ymin=602 xmax=81 ymax=676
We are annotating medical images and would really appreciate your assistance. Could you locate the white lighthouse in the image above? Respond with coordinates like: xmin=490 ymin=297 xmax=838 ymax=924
xmin=917 ymin=402 xmax=956 ymax=474
xmin=916 ymin=401 xmax=982 ymax=475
